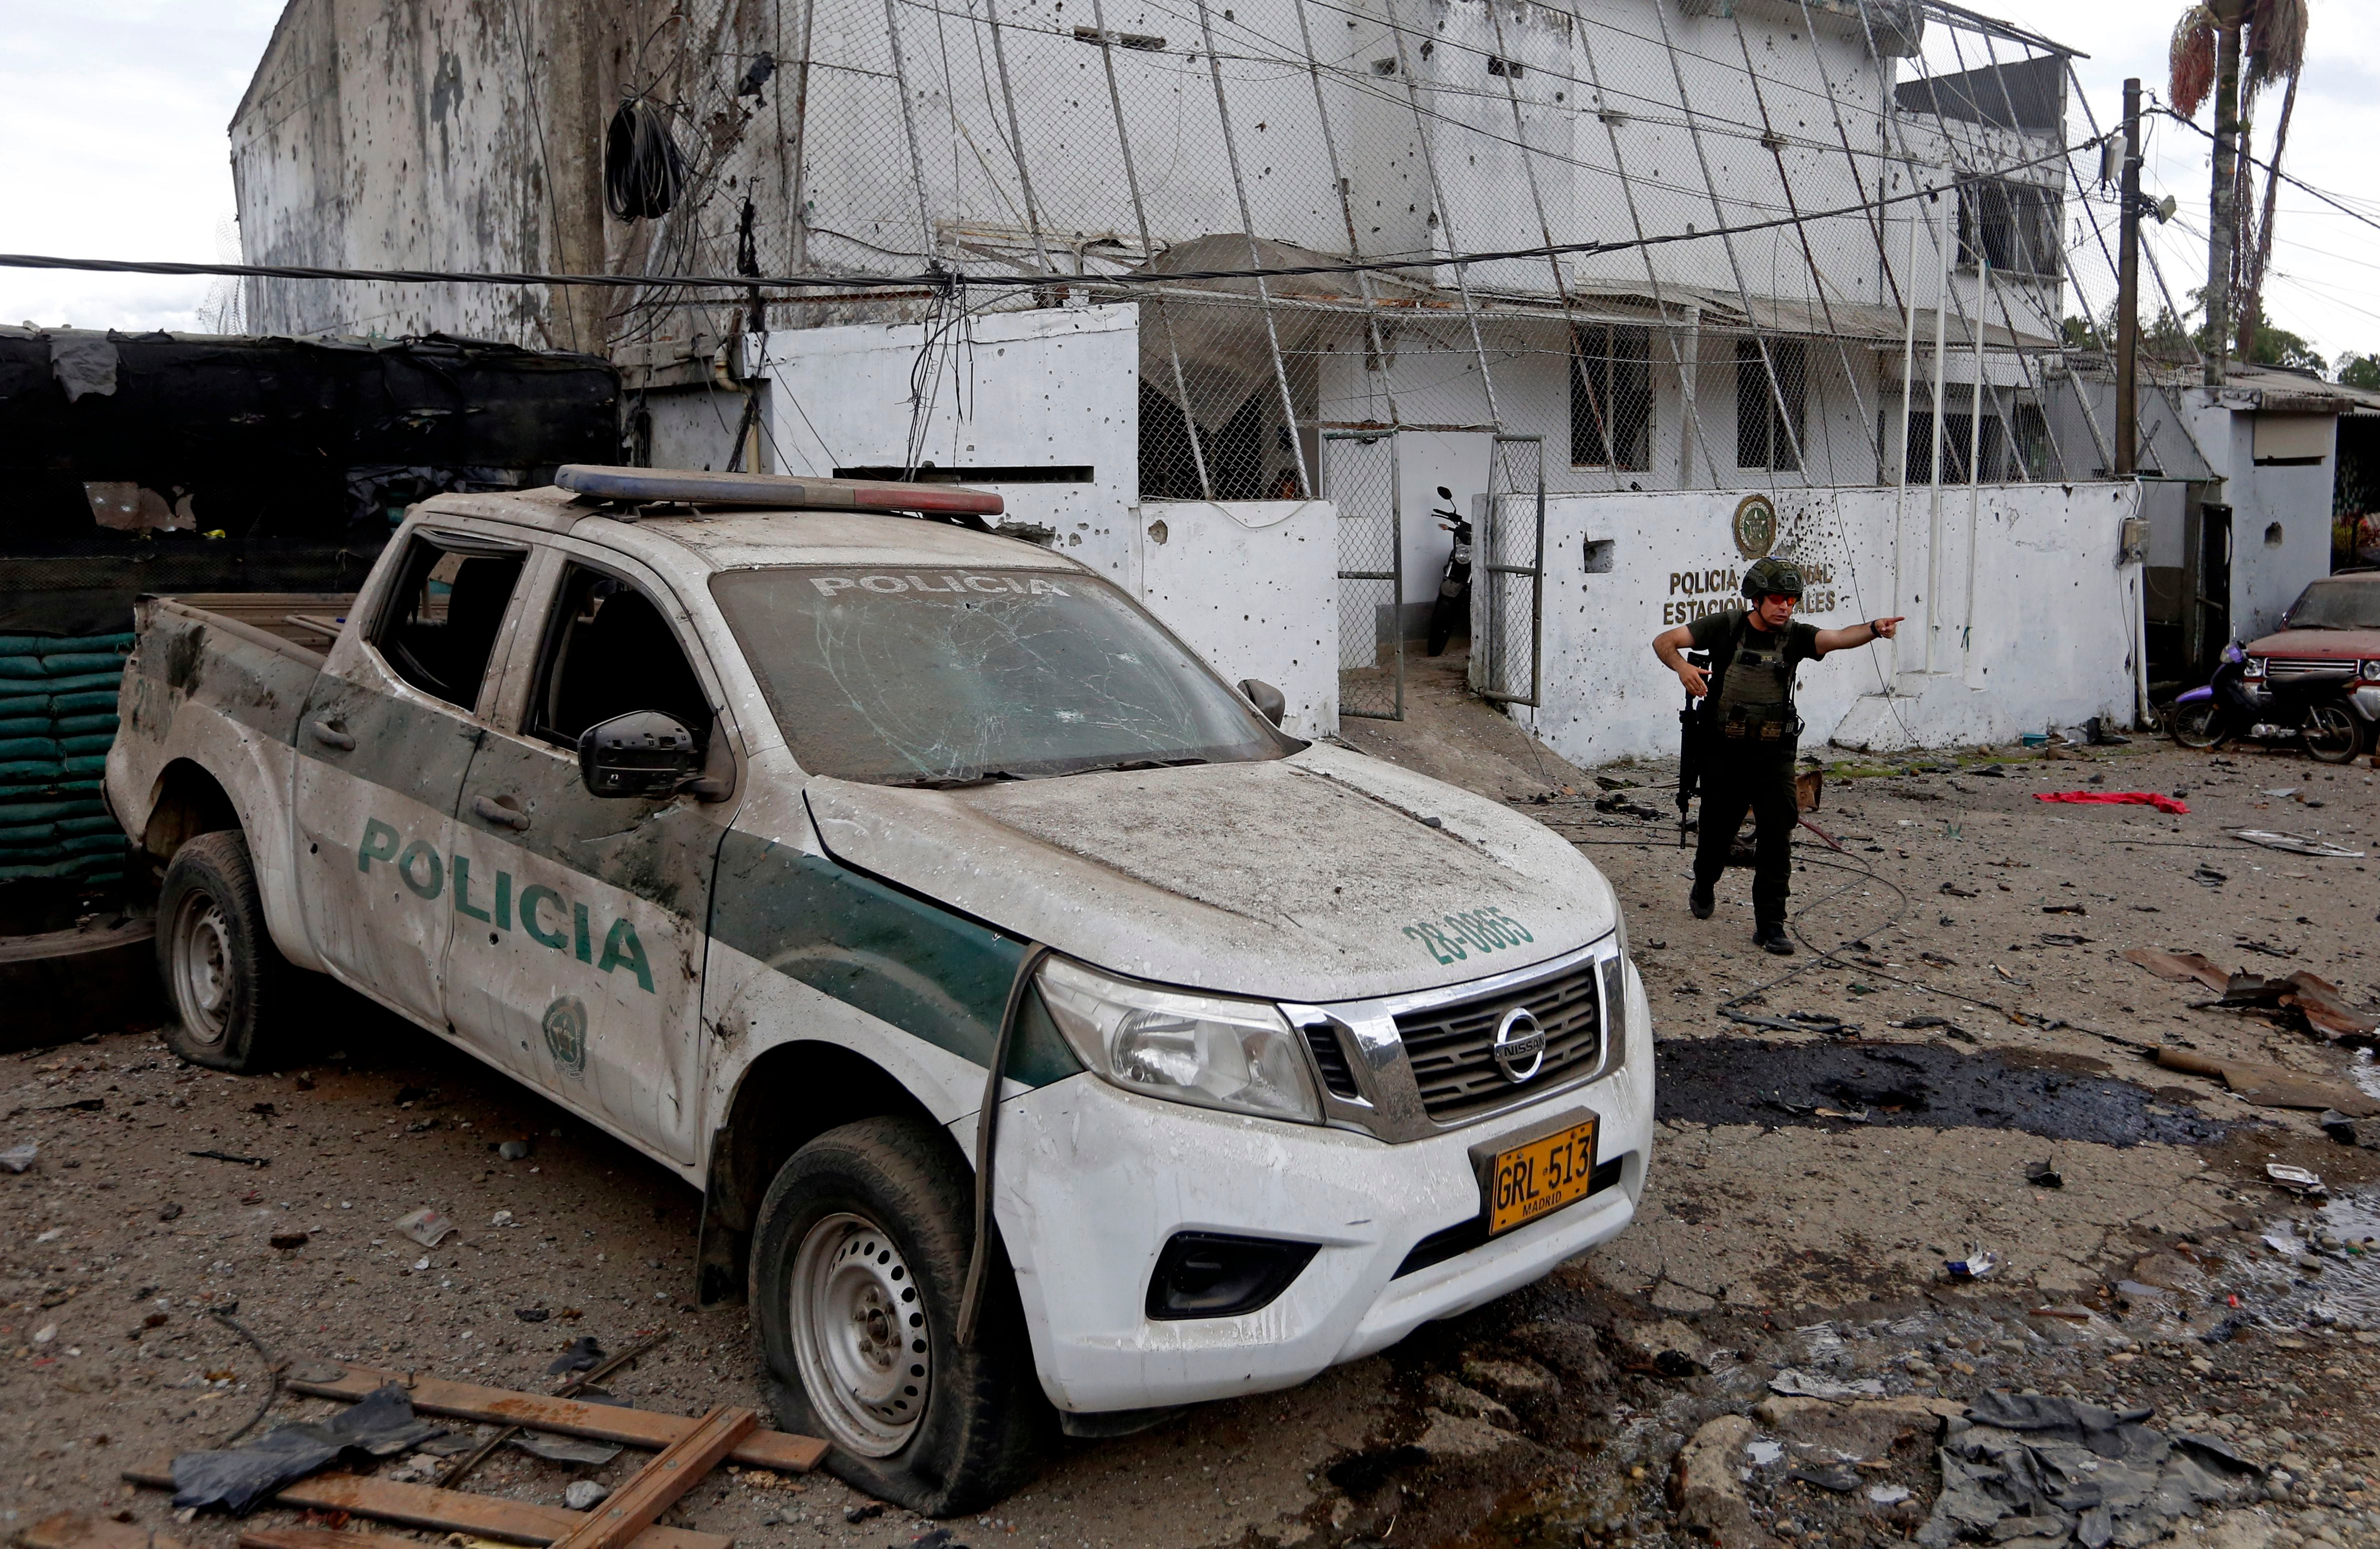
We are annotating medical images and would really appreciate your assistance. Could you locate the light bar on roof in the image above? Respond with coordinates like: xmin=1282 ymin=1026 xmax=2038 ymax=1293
xmin=554 ymin=463 xmax=1004 ymax=516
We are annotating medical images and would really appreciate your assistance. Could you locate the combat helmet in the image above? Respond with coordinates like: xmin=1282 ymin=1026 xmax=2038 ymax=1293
xmin=1741 ymin=556 xmax=1806 ymax=600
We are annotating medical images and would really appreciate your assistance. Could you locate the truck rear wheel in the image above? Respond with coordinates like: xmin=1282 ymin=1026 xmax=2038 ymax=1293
xmin=157 ymin=831 xmax=289 ymax=1071
xmin=751 ymin=1115 xmax=1049 ymax=1515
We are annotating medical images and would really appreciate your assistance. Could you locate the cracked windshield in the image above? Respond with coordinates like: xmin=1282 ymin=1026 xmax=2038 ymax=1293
xmin=709 ymin=565 xmax=1285 ymax=785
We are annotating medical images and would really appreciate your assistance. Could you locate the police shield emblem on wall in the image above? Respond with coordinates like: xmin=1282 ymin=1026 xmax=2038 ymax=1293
xmin=1732 ymin=495 xmax=1778 ymax=560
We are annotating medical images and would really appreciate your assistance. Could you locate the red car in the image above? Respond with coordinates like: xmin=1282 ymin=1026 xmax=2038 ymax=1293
xmin=2242 ymin=569 xmax=2380 ymax=754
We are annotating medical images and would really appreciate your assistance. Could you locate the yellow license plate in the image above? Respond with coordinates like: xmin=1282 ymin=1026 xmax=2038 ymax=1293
xmin=1485 ymin=1117 xmax=1601 ymax=1236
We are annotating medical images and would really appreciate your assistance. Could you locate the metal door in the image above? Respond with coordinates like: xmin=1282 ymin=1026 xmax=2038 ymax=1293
xmin=1473 ymin=434 xmax=1546 ymax=706
xmin=1327 ymin=431 xmax=1403 ymax=720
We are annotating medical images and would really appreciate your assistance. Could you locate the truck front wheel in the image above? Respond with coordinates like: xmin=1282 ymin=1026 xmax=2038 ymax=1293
xmin=157 ymin=831 xmax=289 ymax=1071
xmin=751 ymin=1115 xmax=1050 ymax=1515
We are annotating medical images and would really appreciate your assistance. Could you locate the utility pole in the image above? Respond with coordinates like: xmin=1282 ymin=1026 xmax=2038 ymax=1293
xmin=2205 ymin=1 xmax=2245 ymax=387
xmin=2115 ymin=77 xmax=2141 ymax=476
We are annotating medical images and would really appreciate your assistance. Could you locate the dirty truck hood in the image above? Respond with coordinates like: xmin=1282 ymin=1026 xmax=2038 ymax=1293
xmin=2246 ymin=626 xmax=2380 ymax=659
xmin=802 ymin=743 xmax=1615 ymax=1004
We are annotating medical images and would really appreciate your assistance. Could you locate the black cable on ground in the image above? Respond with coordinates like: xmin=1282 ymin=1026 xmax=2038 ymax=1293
xmin=206 ymin=1309 xmax=281 ymax=1446
xmin=959 ymin=943 xmax=1051 ymax=1347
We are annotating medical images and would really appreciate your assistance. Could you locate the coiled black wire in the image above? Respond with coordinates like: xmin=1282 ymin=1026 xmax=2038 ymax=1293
xmin=604 ymin=97 xmax=687 ymax=221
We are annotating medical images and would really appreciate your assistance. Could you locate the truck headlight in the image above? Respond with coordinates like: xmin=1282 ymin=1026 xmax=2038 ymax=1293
xmin=2361 ymin=659 xmax=2380 ymax=682
xmin=1036 ymin=958 xmax=1322 ymax=1123
xmin=2245 ymin=657 xmax=2267 ymax=679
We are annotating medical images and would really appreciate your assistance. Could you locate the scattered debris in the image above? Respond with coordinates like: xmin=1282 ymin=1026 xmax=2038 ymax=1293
xmin=510 ymin=1432 xmax=623 ymax=1466
xmin=2318 ymin=1110 xmax=2359 ymax=1146
xmin=2040 ymin=904 xmax=2087 ymax=917
xmin=394 ymin=1208 xmax=456 ymax=1248
xmin=496 ymin=1140 xmax=532 ymax=1161
xmin=267 ymin=1230 xmax=308 ymax=1251
xmin=844 ymin=1503 xmax=888 ymax=1524
xmin=2122 ymin=947 xmax=2230 ymax=993
xmin=1945 ymin=1248 xmax=1999 ymax=1281
xmin=2192 ymin=866 xmax=2227 ymax=887
xmin=2038 ymin=933 xmax=2090 ymax=947
xmin=2204 ymin=969 xmax=2378 ymax=1040
xmin=514 ymin=1306 xmax=551 ymax=1323
xmin=2025 ymin=1160 xmax=2063 ymax=1188
xmin=563 ymin=1479 xmax=612 ymax=1511
xmin=169 ymin=1383 xmax=446 ymax=1514
xmin=1916 ymin=1392 xmax=2262 ymax=1549
xmin=2230 ymin=830 xmax=2362 ymax=858
xmin=2033 ymin=791 xmax=2189 ymax=815
xmin=1868 ymin=1483 xmax=1912 ymax=1505
xmin=1767 ymin=1369 xmax=1887 ymax=1400
xmin=2265 ymin=1163 xmax=2326 ymax=1196
xmin=157 ymin=1202 xmax=182 ymax=1221
xmin=187 ymin=1150 xmax=268 ymax=1168
xmin=1 ymin=1140 xmax=37 ymax=1172
xmin=2152 ymin=1047 xmax=2380 ymax=1115
xmin=546 ymin=1335 xmax=606 ymax=1375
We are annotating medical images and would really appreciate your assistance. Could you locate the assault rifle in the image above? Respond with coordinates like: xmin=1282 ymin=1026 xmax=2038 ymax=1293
xmin=1675 ymin=648 xmax=1710 ymax=849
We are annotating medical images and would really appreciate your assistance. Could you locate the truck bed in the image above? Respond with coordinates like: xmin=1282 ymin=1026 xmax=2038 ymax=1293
xmin=150 ymin=592 xmax=358 ymax=663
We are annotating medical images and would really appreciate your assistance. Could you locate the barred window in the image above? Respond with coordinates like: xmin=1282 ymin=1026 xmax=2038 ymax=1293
xmin=1735 ymin=338 xmax=1806 ymax=472
xmin=1957 ymin=178 xmax=2062 ymax=279
xmin=1569 ymin=324 xmax=1651 ymax=471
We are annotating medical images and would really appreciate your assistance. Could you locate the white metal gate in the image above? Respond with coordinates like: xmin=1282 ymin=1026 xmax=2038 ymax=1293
xmin=1327 ymin=431 xmax=1403 ymax=721
xmin=1472 ymin=434 xmax=1545 ymax=706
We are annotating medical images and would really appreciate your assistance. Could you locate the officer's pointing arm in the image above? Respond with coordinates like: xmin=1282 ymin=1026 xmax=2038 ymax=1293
xmin=1811 ymin=616 xmax=1905 ymax=657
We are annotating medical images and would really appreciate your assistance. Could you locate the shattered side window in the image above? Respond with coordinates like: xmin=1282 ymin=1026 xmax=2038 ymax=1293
xmin=708 ymin=565 xmax=1288 ymax=785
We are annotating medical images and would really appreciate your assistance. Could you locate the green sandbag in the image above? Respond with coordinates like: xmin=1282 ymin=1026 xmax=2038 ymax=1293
xmin=61 ymin=733 xmax=116 ymax=757
xmin=53 ymin=691 xmax=119 ymax=713
xmin=0 ymin=631 xmax=133 ymax=654
xmin=59 ymin=832 xmax=124 ymax=857
xmin=64 ymin=753 xmax=108 ymax=775
xmin=0 ymin=854 xmax=121 ymax=882
xmin=0 ymin=758 xmax=66 ymax=782
xmin=59 ymin=814 xmax=123 ymax=837
xmin=0 ymin=670 xmax=124 ymax=697
xmin=0 ymin=823 xmax=61 ymax=849
xmin=55 ymin=713 xmax=119 ymax=737
xmin=0 ymin=737 xmax=59 ymax=760
xmin=0 ymin=796 xmax=105 ymax=823
xmin=0 ymin=717 xmax=51 ymax=737
xmin=0 ymin=694 xmax=51 ymax=718
xmin=37 ymin=651 xmax=131 ymax=675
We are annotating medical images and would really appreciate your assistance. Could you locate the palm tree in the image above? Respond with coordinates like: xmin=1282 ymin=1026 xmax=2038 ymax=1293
xmin=2170 ymin=0 xmax=2309 ymax=363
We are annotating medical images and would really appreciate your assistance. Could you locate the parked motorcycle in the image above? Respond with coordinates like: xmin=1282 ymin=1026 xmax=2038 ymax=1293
xmin=2169 ymin=640 xmax=2365 ymax=763
xmin=1424 ymin=486 xmax=1471 ymax=657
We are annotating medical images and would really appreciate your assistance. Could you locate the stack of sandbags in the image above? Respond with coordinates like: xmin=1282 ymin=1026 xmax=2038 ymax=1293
xmin=0 ymin=632 xmax=130 ymax=886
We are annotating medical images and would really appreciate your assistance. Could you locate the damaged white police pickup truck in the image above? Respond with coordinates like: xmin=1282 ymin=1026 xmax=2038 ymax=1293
xmin=106 ymin=466 xmax=1653 ymax=1513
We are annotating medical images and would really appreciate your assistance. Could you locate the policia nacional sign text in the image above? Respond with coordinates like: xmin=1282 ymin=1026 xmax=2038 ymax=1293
xmin=1661 ymin=496 xmax=1839 ymax=624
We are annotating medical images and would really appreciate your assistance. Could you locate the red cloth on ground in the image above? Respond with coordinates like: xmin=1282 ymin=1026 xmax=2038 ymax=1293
xmin=2033 ymin=791 xmax=2189 ymax=815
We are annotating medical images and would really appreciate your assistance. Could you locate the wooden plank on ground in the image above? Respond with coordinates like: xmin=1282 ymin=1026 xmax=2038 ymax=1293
xmin=551 ymin=1406 xmax=756 ymax=1549
xmin=282 ymin=1365 xmax=826 ymax=1475
xmin=119 ymin=1457 xmax=730 ymax=1549
xmin=241 ymin=1529 xmax=430 ymax=1549
xmin=15 ymin=1512 xmax=187 ymax=1549
xmin=282 ymin=1370 xmax=828 ymax=1475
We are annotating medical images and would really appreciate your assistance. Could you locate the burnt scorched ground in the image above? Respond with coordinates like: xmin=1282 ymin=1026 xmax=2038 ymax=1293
xmin=7 ymin=650 xmax=2380 ymax=1549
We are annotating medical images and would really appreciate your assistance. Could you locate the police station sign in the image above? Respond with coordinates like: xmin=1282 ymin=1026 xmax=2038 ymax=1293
xmin=1657 ymin=495 xmax=1840 ymax=623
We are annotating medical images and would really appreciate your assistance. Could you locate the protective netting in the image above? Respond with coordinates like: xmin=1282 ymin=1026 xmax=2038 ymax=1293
xmin=500 ymin=0 xmax=2165 ymax=509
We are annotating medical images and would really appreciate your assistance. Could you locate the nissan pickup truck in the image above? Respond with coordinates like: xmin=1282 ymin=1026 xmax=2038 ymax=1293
xmin=105 ymin=465 xmax=1653 ymax=1513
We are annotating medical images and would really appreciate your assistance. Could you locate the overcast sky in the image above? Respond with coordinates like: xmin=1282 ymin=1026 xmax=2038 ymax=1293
xmin=2 ymin=0 xmax=2373 ymax=366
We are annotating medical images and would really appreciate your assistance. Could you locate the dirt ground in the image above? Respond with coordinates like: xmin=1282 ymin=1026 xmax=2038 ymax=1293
xmin=7 ymin=650 xmax=2379 ymax=1549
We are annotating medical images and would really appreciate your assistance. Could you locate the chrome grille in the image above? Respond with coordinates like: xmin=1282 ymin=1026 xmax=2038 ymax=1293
xmin=1394 ymin=962 xmax=1602 ymax=1122
xmin=2267 ymin=656 xmax=2356 ymax=677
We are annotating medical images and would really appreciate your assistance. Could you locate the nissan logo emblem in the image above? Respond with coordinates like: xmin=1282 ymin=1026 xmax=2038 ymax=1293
xmin=1491 ymin=1006 xmax=1546 ymax=1084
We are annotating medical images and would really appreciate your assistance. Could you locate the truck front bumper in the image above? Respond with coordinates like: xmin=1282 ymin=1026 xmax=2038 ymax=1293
xmin=972 ymin=963 xmax=1655 ymax=1414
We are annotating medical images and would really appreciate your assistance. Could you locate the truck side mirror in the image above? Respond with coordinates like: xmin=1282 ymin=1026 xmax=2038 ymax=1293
xmin=579 ymin=710 xmax=702 ymax=798
xmin=1237 ymin=679 xmax=1286 ymax=728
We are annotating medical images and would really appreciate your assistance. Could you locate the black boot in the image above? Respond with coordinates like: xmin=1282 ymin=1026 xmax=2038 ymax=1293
xmin=1689 ymin=884 xmax=1715 ymax=920
xmin=1753 ymin=923 xmax=1795 ymax=956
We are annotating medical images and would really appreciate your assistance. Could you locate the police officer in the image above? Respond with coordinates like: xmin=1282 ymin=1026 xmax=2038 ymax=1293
xmin=1651 ymin=558 xmax=1902 ymax=955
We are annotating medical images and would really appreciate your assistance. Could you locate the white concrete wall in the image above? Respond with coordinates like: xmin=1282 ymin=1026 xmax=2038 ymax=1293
xmin=761 ymin=304 xmax=1142 ymax=586
xmin=1135 ymin=501 xmax=1340 ymax=739
xmin=2178 ymin=396 xmax=2339 ymax=643
xmin=755 ymin=303 xmax=1340 ymax=735
xmin=1511 ymin=480 xmax=2143 ymax=764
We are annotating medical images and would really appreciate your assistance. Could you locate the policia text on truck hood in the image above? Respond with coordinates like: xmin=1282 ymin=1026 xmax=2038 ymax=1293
xmin=105 ymin=466 xmax=1655 ymax=1516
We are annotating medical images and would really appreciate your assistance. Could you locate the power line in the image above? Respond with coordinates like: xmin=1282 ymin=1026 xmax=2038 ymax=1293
xmin=0 ymin=131 xmax=2096 ymax=301
xmin=2150 ymin=104 xmax=2380 ymax=241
